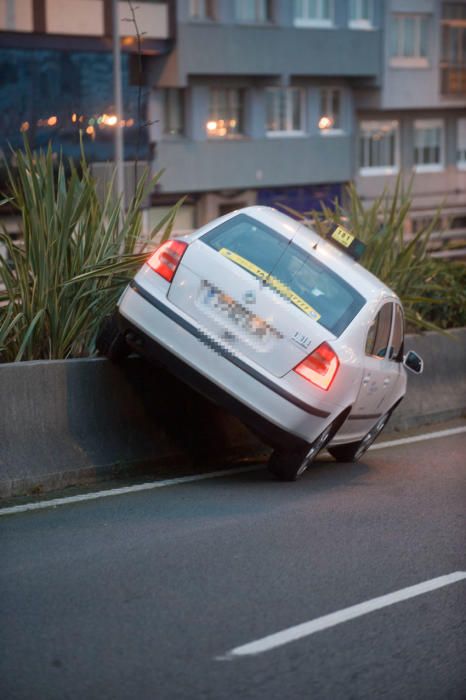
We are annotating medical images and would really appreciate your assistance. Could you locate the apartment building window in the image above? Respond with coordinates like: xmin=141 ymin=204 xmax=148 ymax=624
xmin=294 ymin=0 xmax=334 ymax=28
xmin=349 ymin=0 xmax=374 ymax=29
xmin=164 ymin=89 xmax=184 ymax=137
xmin=207 ymin=89 xmax=244 ymax=138
xmin=359 ymin=120 xmax=399 ymax=175
xmin=390 ymin=14 xmax=430 ymax=67
xmin=189 ymin=0 xmax=215 ymax=21
xmin=266 ymin=88 xmax=305 ymax=135
xmin=458 ymin=118 xmax=466 ymax=169
xmin=235 ymin=0 xmax=272 ymax=23
xmin=413 ymin=119 xmax=444 ymax=171
xmin=441 ymin=2 xmax=466 ymax=95
xmin=0 ymin=0 xmax=33 ymax=31
xmin=318 ymin=88 xmax=342 ymax=132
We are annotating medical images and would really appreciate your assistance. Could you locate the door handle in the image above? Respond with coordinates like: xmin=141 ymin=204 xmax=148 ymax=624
xmin=383 ymin=378 xmax=391 ymax=386
xmin=362 ymin=376 xmax=371 ymax=386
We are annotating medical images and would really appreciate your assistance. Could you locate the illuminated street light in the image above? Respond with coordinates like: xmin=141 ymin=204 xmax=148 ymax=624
xmin=112 ymin=0 xmax=125 ymax=215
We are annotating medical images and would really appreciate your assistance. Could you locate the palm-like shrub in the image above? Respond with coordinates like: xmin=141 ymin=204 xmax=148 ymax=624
xmin=0 ymin=142 xmax=182 ymax=362
xmin=283 ymin=177 xmax=464 ymax=332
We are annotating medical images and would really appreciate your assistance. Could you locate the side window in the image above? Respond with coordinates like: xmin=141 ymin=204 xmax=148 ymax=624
xmin=389 ymin=304 xmax=404 ymax=361
xmin=365 ymin=303 xmax=393 ymax=358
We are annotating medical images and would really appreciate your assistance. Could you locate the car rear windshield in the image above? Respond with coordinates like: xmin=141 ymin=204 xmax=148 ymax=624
xmin=201 ymin=214 xmax=366 ymax=336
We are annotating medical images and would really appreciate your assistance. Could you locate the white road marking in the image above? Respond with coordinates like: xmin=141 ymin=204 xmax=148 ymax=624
xmin=368 ymin=426 xmax=466 ymax=451
xmin=0 ymin=426 xmax=464 ymax=517
xmin=219 ymin=571 xmax=466 ymax=659
xmin=0 ymin=466 xmax=260 ymax=516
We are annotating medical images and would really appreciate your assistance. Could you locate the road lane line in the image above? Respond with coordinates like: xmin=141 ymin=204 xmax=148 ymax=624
xmin=0 ymin=465 xmax=261 ymax=516
xmin=1 ymin=426 xmax=465 ymax=517
xmin=218 ymin=571 xmax=466 ymax=659
xmin=368 ymin=426 xmax=466 ymax=451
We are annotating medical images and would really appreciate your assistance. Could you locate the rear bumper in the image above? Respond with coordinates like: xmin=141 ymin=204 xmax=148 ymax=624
xmin=117 ymin=283 xmax=343 ymax=450
xmin=118 ymin=313 xmax=306 ymax=450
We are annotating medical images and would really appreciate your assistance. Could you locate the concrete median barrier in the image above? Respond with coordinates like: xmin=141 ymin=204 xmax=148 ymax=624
xmin=1 ymin=328 xmax=465 ymax=498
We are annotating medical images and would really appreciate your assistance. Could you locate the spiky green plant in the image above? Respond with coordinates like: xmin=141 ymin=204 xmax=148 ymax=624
xmin=0 ymin=141 xmax=183 ymax=362
xmin=281 ymin=176 xmax=463 ymax=332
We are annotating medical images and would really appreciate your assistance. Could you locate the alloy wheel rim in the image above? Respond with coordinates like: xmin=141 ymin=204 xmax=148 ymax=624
xmin=297 ymin=424 xmax=333 ymax=476
xmin=354 ymin=414 xmax=388 ymax=460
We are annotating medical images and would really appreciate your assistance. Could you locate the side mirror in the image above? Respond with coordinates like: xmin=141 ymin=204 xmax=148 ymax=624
xmin=403 ymin=350 xmax=424 ymax=375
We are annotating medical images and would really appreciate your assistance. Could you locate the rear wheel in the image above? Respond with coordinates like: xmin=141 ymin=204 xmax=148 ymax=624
xmin=95 ymin=314 xmax=130 ymax=362
xmin=328 ymin=409 xmax=392 ymax=463
xmin=268 ymin=421 xmax=335 ymax=482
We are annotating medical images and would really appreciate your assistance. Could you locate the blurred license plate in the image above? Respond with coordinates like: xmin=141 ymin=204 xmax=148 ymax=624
xmin=201 ymin=281 xmax=274 ymax=341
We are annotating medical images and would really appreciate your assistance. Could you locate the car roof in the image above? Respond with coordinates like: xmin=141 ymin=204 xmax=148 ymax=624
xmin=234 ymin=206 xmax=399 ymax=304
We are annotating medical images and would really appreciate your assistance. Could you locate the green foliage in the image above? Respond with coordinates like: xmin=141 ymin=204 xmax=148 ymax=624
xmin=0 ymin=140 xmax=183 ymax=362
xmin=415 ymin=260 xmax=466 ymax=330
xmin=283 ymin=176 xmax=464 ymax=332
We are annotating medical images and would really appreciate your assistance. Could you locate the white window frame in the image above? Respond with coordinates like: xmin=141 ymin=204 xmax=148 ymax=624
xmin=390 ymin=14 xmax=430 ymax=68
xmin=207 ymin=88 xmax=244 ymax=139
xmin=359 ymin=120 xmax=400 ymax=176
xmin=413 ymin=119 xmax=444 ymax=173
xmin=318 ymin=87 xmax=344 ymax=135
xmin=294 ymin=0 xmax=334 ymax=28
xmin=265 ymin=87 xmax=306 ymax=137
xmin=349 ymin=0 xmax=374 ymax=30
xmin=457 ymin=118 xmax=466 ymax=170
xmin=234 ymin=0 xmax=271 ymax=24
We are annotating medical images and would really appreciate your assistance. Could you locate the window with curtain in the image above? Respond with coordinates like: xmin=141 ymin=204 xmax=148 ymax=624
xmin=457 ymin=118 xmax=466 ymax=168
xmin=413 ymin=120 xmax=444 ymax=170
xmin=294 ymin=0 xmax=334 ymax=27
xmin=265 ymin=87 xmax=305 ymax=135
xmin=349 ymin=0 xmax=374 ymax=29
xmin=206 ymin=89 xmax=244 ymax=137
xmin=189 ymin=0 xmax=215 ymax=21
xmin=234 ymin=0 xmax=271 ymax=23
xmin=318 ymin=88 xmax=342 ymax=131
xmin=163 ymin=89 xmax=184 ymax=136
xmin=359 ymin=120 xmax=399 ymax=174
xmin=390 ymin=14 xmax=430 ymax=66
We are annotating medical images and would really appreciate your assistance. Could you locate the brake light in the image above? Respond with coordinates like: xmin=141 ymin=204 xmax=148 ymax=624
xmin=293 ymin=342 xmax=339 ymax=391
xmin=147 ymin=240 xmax=188 ymax=282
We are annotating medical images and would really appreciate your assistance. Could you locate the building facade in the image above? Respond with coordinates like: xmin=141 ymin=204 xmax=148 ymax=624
xmin=1 ymin=0 xmax=465 ymax=236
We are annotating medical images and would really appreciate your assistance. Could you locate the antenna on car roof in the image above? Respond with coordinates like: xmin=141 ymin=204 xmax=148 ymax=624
xmin=263 ymin=213 xmax=318 ymax=293
xmin=263 ymin=233 xmax=295 ymax=286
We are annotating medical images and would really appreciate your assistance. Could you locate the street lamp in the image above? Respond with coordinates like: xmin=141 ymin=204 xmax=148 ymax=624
xmin=112 ymin=0 xmax=125 ymax=214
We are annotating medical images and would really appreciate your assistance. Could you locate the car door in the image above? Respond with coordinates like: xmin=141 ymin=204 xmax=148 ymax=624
xmin=351 ymin=302 xmax=396 ymax=428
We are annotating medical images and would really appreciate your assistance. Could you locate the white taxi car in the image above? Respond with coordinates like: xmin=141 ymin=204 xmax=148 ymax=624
xmin=101 ymin=206 xmax=423 ymax=481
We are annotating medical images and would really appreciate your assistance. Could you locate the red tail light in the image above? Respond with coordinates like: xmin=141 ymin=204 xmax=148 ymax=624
xmin=147 ymin=240 xmax=188 ymax=282
xmin=293 ymin=342 xmax=339 ymax=391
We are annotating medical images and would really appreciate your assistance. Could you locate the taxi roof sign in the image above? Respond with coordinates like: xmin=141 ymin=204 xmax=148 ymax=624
xmin=326 ymin=224 xmax=366 ymax=261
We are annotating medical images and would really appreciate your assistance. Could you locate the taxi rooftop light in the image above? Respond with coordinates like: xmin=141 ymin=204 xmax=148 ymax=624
xmin=326 ymin=224 xmax=366 ymax=261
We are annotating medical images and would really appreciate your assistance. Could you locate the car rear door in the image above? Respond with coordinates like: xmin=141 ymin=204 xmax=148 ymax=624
xmin=352 ymin=302 xmax=398 ymax=426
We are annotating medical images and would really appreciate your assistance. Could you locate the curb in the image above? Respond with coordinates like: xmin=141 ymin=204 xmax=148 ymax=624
xmin=1 ymin=328 xmax=465 ymax=498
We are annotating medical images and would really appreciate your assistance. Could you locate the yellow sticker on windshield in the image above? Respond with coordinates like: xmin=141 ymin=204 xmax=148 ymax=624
xmin=331 ymin=225 xmax=354 ymax=248
xmin=219 ymin=248 xmax=321 ymax=321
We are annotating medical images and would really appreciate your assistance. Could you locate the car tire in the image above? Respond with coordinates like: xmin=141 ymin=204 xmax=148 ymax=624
xmin=95 ymin=314 xmax=130 ymax=362
xmin=327 ymin=409 xmax=393 ymax=463
xmin=268 ymin=420 xmax=336 ymax=482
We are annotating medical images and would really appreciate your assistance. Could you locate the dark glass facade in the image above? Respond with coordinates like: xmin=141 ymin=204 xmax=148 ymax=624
xmin=0 ymin=49 xmax=149 ymax=162
xmin=256 ymin=184 xmax=343 ymax=214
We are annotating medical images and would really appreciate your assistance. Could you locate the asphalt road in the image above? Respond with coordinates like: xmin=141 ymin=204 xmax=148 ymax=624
xmin=1 ymin=426 xmax=465 ymax=700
